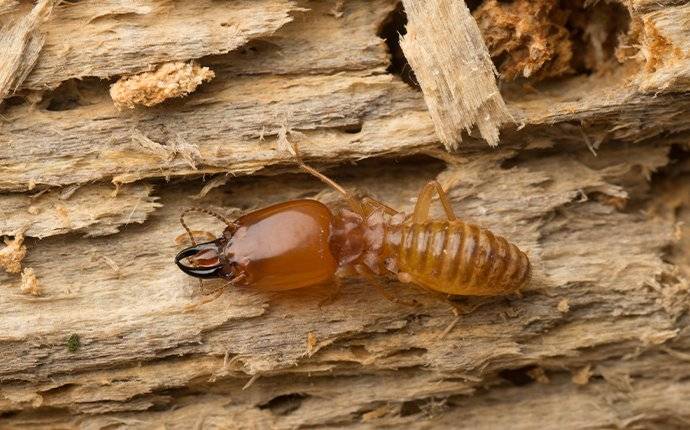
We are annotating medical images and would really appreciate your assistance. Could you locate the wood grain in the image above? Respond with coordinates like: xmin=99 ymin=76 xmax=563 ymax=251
xmin=11 ymin=0 xmax=298 ymax=92
xmin=400 ymin=0 xmax=512 ymax=149
xmin=1 ymin=1 xmax=689 ymax=428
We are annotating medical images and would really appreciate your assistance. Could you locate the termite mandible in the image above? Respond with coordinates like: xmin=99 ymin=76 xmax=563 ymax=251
xmin=175 ymin=149 xmax=531 ymax=307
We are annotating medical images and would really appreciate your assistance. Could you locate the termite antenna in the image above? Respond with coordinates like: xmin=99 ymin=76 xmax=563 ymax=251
xmin=179 ymin=207 xmax=237 ymax=246
xmin=281 ymin=139 xmax=365 ymax=215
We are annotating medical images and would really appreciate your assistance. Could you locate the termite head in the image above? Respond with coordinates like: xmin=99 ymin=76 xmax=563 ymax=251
xmin=175 ymin=240 xmax=225 ymax=279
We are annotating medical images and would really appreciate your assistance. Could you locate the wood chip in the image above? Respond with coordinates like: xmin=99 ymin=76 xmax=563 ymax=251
xmin=400 ymin=0 xmax=512 ymax=149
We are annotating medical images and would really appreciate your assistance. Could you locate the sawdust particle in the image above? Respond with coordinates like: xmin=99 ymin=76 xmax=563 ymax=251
xmin=572 ymin=365 xmax=592 ymax=385
xmin=99 ymin=255 xmax=120 ymax=275
xmin=0 ymin=233 xmax=27 ymax=274
xmin=130 ymin=129 xmax=201 ymax=169
xmin=557 ymin=299 xmax=570 ymax=313
xmin=527 ymin=367 xmax=550 ymax=384
xmin=27 ymin=206 xmax=40 ymax=215
xmin=110 ymin=62 xmax=215 ymax=109
xmin=439 ymin=316 xmax=460 ymax=339
xmin=55 ymin=204 xmax=70 ymax=227
xmin=306 ymin=332 xmax=318 ymax=355
xmin=330 ymin=0 xmax=344 ymax=18
xmin=20 ymin=267 xmax=41 ymax=296
xmin=195 ymin=175 xmax=229 ymax=199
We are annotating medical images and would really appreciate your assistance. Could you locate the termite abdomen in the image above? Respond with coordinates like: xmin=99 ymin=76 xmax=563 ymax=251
xmin=393 ymin=220 xmax=530 ymax=296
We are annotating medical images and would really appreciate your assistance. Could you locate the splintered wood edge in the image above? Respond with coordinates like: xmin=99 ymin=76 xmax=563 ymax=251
xmin=400 ymin=0 xmax=512 ymax=150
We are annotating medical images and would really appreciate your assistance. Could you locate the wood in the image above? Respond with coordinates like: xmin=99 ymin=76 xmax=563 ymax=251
xmin=400 ymin=0 xmax=512 ymax=149
xmin=0 ymin=183 xmax=160 ymax=238
xmin=0 ymin=0 xmax=55 ymax=101
xmin=636 ymin=3 xmax=690 ymax=92
xmin=1 ymin=0 xmax=689 ymax=428
xmin=6 ymin=0 xmax=298 ymax=93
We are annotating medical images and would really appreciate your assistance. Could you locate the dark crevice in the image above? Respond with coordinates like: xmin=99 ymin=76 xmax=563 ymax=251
xmin=339 ymin=122 xmax=363 ymax=134
xmin=377 ymin=3 xmax=419 ymax=89
xmin=466 ymin=0 xmax=484 ymax=12
xmin=259 ymin=393 xmax=309 ymax=416
xmin=566 ymin=1 xmax=632 ymax=77
xmin=0 ymin=410 xmax=19 ymax=419
xmin=44 ymin=80 xmax=82 ymax=112
xmin=382 ymin=347 xmax=427 ymax=359
xmin=399 ymin=399 xmax=424 ymax=416
xmin=498 ymin=365 xmax=538 ymax=387
xmin=399 ymin=397 xmax=448 ymax=417
xmin=42 ymin=78 xmax=112 ymax=112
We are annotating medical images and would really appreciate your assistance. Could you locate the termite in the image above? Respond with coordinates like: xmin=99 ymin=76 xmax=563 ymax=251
xmin=175 ymin=154 xmax=530 ymax=306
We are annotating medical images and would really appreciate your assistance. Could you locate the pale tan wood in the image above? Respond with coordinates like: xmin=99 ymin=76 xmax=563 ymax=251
xmin=4 ymin=1 xmax=690 ymax=192
xmin=0 ymin=183 xmax=160 ymax=239
xmin=1 ymin=144 xmax=688 ymax=428
xmin=0 ymin=1 xmax=689 ymax=428
xmin=6 ymin=0 xmax=298 ymax=92
xmin=400 ymin=0 xmax=512 ymax=149
xmin=0 ymin=0 xmax=55 ymax=101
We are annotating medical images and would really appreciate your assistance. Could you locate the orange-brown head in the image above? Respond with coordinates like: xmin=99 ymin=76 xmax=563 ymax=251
xmin=175 ymin=199 xmax=340 ymax=291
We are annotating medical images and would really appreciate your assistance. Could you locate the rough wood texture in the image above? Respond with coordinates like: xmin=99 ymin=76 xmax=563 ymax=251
xmin=0 ymin=0 xmax=54 ymax=101
xmin=1 ymin=0 xmax=689 ymax=428
xmin=6 ymin=0 xmax=298 ymax=93
xmin=400 ymin=0 xmax=511 ymax=149
xmin=0 ymin=184 xmax=160 ymax=238
xmin=637 ymin=3 xmax=690 ymax=92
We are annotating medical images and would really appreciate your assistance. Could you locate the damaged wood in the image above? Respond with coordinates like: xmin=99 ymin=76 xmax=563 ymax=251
xmin=0 ymin=183 xmax=160 ymax=238
xmin=3 ymin=1 xmax=690 ymax=191
xmin=0 ymin=0 xmax=55 ymax=101
xmin=110 ymin=62 xmax=215 ymax=109
xmin=1 ymin=0 xmax=689 ymax=428
xmin=1 ymin=144 xmax=688 ymax=428
xmin=10 ymin=0 xmax=298 ymax=92
xmin=400 ymin=0 xmax=512 ymax=149
xmin=636 ymin=3 xmax=690 ymax=92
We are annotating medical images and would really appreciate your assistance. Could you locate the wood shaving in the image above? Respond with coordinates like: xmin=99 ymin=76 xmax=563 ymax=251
xmin=557 ymin=299 xmax=570 ymax=313
xmin=0 ymin=233 xmax=26 ymax=274
xmin=572 ymin=365 xmax=592 ymax=385
xmin=110 ymin=62 xmax=215 ymax=109
xmin=20 ymin=267 xmax=40 ymax=296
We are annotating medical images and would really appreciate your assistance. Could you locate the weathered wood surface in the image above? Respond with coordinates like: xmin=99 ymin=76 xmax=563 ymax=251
xmin=5 ymin=0 xmax=298 ymax=92
xmin=1 ymin=0 xmax=689 ymax=428
xmin=400 ymin=0 xmax=512 ymax=148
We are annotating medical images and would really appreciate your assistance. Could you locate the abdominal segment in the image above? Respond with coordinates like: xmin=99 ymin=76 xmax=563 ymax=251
xmin=395 ymin=221 xmax=530 ymax=296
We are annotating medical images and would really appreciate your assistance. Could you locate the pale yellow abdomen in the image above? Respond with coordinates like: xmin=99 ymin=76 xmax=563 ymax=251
xmin=394 ymin=220 xmax=530 ymax=296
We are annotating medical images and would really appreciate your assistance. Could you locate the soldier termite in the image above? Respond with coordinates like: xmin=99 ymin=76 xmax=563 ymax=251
xmin=175 ymin=154 xmax=531 ymax=307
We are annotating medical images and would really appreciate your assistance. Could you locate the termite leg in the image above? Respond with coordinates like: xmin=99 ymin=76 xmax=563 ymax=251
xmin=284 ymin=140 xmax=366 ymax=216
xmin=412 ymin=181 xmax=457 ymax=224
xmin=355 ymin=265 xmax=418 ymax=307
xmin=362 ymin=196 xmax=400 ymax=216
xmin=403 ymin=279 xmax=473 ymax=317
xmin=180 ymin=207 xmax=238 ymax=246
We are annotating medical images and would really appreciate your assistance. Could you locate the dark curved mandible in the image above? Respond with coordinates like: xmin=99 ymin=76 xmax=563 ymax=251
xmin=174 ymin=241 xmax=224 ymax=279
